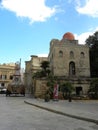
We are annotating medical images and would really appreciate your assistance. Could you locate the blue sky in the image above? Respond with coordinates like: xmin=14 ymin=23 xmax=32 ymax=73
xmin=0 ymin=0 xmax=98 ymax=68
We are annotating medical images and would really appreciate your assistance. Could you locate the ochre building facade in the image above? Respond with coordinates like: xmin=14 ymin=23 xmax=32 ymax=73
xmin=0 ymin=63 xmax=16 ymax=89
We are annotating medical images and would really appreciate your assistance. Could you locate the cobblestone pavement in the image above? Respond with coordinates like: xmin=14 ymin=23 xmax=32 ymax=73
xmin=0 ymin=95 xmax=98 ymax=130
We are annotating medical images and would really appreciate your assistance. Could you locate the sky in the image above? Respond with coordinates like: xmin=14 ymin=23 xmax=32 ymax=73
xmin=0 ymin=0 xmax=98 ymax=69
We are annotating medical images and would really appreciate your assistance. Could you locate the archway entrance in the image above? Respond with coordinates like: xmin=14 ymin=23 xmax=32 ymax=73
xmin=76 ymin=86 xmax=82 ymax=95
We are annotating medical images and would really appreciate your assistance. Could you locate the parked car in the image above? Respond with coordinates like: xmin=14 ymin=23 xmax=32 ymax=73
xmin=0 ymin=88 xmax=7 ymax=94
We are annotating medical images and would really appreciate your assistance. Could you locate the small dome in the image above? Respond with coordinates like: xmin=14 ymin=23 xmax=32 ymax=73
xmin=63 ymin=32 xmax=75 ymax=40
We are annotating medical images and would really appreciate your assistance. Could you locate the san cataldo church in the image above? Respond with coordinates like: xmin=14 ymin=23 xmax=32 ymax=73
xmin=25 ymin=32 xmax=90 ymax=98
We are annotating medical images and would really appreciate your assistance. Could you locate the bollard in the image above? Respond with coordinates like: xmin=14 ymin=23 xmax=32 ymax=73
xmin=68 ymin=96 xmax=72 ymax=102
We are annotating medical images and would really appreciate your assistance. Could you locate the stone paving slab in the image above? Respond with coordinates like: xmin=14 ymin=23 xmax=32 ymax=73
xmin=24 ymin=98 xmax=98 ymax=124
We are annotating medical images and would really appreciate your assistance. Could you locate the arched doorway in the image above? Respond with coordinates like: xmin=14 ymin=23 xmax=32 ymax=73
xmin=76 ymin=86 xmax=83 ymax=95
xmin=69 ymin=61 xmax=75 ymax=76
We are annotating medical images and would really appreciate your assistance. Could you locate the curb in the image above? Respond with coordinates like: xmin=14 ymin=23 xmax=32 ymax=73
xmin=24 ymin=101 xmax=98 ymax=124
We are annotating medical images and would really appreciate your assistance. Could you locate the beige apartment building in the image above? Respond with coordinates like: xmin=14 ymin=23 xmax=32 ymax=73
xmin=0 ymin=63 xmax=16 ymax=89
xmin=24 ymin=55 xmax=48 ymax=96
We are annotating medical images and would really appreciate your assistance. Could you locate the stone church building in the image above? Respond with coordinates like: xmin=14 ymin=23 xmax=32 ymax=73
xmin=48 ymin=32 xmax=90 ymax=95
xmin=49 ymin=32 xmax=90 ymax=77
xmin=25 ymin=32 xmax=91 ymax=97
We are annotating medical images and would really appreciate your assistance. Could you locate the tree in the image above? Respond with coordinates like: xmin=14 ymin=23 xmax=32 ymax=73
xmin=40 ymin=61 xmax=49 ymax=71
xmin=85 ymin=31 xmax=98 ymax=48
xmin=32 ymin=61 xmax=51 ymax=78
xmin=32 ymin=71 xmax=42 ymax=78
xmin=40 ymin=61 xmax=50 ymax=77
xmin=88 ymin=78 xmax=98 ymax=99
xmin=85 ymin=31 xmax=98 ymax=77
xmin=60 ymin=82 xmax=74 ymax=99
xmin=46 ymin=74 xmax=57 ymax=99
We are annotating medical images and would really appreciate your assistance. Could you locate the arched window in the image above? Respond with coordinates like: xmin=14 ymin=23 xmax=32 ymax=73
xmin=59 ymin=50 xmax=63 ymax=57
xmin=70 ymin=51 xmax=74 ymax=58
xmin=80 ymin=52 xmax=85 ymax=58
xmin=69 ymin=61 xmax=75 ymax=76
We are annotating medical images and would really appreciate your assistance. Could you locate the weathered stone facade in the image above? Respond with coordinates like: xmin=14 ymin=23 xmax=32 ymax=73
xmin=48 ymin=35 xmax=90 ymax=77
xmin=32 ymin=78 xmax=48 ymax=98
xmin=25 ymin=32 xmax=91 ymax=97
xmin=48 ymin=32 xmax=90 ymax=95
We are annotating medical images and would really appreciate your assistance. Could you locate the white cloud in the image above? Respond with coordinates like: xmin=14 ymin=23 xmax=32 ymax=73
xmin=95 ymin=27 xmax=98 ymax=32
xmin=76 ymin=0 xmax=98 ymax=17
xmin=75 ymin=32 xmax=93 ymax=44
xmin=1 ymin=0 xmax=56 ymax=23
xmin=37 ymin=54 xmax=48 ymax=57
xmin=75 ymin=27 xmax=98 ymax=44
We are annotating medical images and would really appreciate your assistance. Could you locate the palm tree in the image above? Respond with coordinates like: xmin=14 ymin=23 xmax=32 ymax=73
xmin=32 ymin=61 xmax=51 ymax=78
xmin=40 ymin=61 xmax=49 ymax=71
xmin=40 ymin=61 xmax=50 ymax=77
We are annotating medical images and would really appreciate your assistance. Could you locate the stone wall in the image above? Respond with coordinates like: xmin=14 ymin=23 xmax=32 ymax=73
xmin=32 ymin=77 xmax=91 ymax=98
xmin=33 ymin=79 xmax=48 ymax=98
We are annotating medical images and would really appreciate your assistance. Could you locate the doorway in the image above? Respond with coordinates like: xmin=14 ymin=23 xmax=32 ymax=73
xmin=76 ymin=86 xmax=82 ymax=95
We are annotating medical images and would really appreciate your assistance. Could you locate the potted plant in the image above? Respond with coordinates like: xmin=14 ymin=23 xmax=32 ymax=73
xmin=44 ymin=93 xmax=50 ymax=102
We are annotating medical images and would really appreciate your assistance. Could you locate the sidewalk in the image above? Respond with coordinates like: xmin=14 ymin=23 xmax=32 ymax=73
xmin=24 ymin=98 xmax=98 ymax=124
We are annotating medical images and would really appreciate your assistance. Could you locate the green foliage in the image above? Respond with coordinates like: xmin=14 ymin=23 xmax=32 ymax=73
xmin=32 ymin=71 xmax=45 ymax=78
xmin=40 ymin=61 xmax=49 ymax=71
xmin=32 ymin=61 xmax=51 ymax=78
xmin=46 ymin=74 xmax=57 ymax=99
xmin=88 ymin=78 xmax=98 ymax=99
xmin=85 ymin=31 xmax=98 ymax=48
xmin=60 ymin=82 xmax=74 ymax=99
xmin=85 ymin=31 xmax=98 ymax=77
xmin=32 ymin=71 xmax=42 ymax=78
xmin=40 ymin=61 xmax=51 ymax=77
